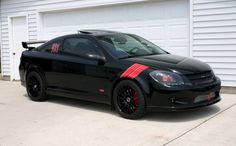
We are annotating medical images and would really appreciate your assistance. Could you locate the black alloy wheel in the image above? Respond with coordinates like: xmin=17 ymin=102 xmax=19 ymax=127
xmin=27 ymin=76 xmax=41 ymax=97
xmin=117 ymin=85 xmax=139 ymax=114
xmin=113 ymin=80 xmax=146 ymax=119
xmin=26 ymin=71 xmax=47 ymax=101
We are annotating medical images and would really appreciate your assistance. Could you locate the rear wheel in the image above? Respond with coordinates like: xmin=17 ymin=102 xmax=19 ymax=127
xmin=26 ymin=71 xmax=47 ymax=101
xmin=113 ymin=80 xmax=146 ymax=119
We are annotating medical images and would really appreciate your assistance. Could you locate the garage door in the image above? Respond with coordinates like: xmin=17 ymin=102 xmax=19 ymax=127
xmin=41 ymin=0 xmax=189 ymax=56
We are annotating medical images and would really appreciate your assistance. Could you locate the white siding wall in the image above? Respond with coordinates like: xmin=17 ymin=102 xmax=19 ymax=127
xmin=1 ymin=0 xmax=236 ymax=87
xmin=0 ymin=0 xmax=145 ymax=78
xmin=191 ymin=0 xmax=236 ymax=86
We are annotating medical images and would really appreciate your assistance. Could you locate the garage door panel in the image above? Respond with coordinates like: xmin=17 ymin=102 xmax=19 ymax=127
xmin=168 ymin=47 xmax=188 ymax=56
xmin=144 ymin=26 xmax=165 ymax=40
xmin=41 ymin=0 xmax=189 ymax=56
xmin=168 ymin=40 xmax=189 ymax=47
xmin=168 ymin=24 xmax=188 ymax=39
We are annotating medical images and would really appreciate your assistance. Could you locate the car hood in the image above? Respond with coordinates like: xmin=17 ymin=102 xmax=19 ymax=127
xmin=123 ymin=54 xmax=212 ymax=74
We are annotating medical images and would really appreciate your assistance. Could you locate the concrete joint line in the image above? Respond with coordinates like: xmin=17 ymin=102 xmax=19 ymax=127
xmin=163 ymin=103 xmax=236 ymax=146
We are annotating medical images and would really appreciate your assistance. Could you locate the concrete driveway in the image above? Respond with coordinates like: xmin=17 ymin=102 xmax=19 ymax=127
xmin=0 ymin=81 xmax=236 ymax=146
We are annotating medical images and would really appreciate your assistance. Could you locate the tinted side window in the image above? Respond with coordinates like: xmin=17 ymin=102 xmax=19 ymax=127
xmin=62 ymin=37 xmax=100 ymax=57
xmin=38 ymin=40 xmax=61 ymax=53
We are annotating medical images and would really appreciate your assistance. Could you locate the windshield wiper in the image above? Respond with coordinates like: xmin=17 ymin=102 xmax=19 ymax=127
xmin=119 ymin=55 xmax=136 ymax=59
xmin=119 ymin=53 xmax=163 ymax=59
xmin=135 ymin=53 xmax=159 ymax=57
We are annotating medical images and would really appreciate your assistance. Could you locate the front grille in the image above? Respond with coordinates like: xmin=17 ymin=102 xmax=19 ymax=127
xmin=185 ymin=71 xmax=215 ymax=85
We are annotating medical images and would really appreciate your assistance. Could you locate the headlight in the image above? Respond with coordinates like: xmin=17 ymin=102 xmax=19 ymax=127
xmin=149 ymin=71 xmax=184 ymax=87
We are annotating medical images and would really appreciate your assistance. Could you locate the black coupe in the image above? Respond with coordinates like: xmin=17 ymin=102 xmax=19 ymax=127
xmin=20 ymin=30 xmax=221 ymax=119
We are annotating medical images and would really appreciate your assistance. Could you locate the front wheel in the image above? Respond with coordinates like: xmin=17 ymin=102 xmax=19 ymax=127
xmin=113 ymin=80 xmax=146 ymax=119
xmin=26 ymin=71 xmax=47 ymax=101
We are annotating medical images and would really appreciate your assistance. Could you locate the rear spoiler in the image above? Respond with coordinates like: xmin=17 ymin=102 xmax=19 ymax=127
xmin=22 ymin=40 xmax=47 ymax=50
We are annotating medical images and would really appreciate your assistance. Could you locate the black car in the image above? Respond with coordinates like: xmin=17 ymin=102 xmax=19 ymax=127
xmin=20 ymin=30 xmax=221 ymax=119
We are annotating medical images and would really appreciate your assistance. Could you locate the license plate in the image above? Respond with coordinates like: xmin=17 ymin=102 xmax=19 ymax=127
xmin=207 ymin=92 xmax=214 ymax=101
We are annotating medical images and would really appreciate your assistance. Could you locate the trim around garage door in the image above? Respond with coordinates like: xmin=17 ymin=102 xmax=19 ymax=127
xmin=36 ymin=0 xmax=149 ymax=13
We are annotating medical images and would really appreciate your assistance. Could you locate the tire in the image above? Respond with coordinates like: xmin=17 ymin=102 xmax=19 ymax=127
xmin=113 ymin=80 xmax=146 ymax=119
xmin=26 ymin=71 xmax=47 ymax=101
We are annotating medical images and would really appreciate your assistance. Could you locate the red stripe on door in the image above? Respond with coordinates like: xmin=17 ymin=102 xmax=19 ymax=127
xmin=120 ymin=63 xmax=142 ymax=78
xmin=128 ymin=65 xmax=149 ymax=79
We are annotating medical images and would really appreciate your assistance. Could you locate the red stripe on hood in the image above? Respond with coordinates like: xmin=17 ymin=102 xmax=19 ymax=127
xmin=120 ymin=63 xmax=142 ymax=78
xmin=128 ymin=65 xmax=149 ymax=79
xmin=120 ymin=63 xmax=149 ymax=79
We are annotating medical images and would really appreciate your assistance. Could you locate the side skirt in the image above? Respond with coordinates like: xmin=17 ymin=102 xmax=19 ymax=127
xmin=46 ymin=88 xmax=110 ymax=105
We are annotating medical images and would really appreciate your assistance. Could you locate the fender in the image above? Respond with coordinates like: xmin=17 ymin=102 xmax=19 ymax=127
xmin=120 ymin=63 xmax=151 ymax=96
xmin=132 ymin=75 xmax=151 ymax=97
xmin=25 ymin=64 xmax=46 ymax=82
xmin=111 ymin=63 xmax=151 ymax=99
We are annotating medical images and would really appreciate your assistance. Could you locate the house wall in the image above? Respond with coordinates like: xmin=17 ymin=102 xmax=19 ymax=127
xmin=0 ymin=0 xmax=236 ymax=87
xmin=191 ymin=0 xmax=236 ymax=86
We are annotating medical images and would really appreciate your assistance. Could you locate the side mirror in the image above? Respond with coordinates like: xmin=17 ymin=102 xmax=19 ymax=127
xmin=86 ymin=53 xmax=106 ymax=65
xmin=165 ymin=51 xmax=170 ymax=54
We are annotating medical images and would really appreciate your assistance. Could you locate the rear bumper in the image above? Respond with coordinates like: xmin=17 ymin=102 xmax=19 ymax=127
xmin=146 ymin=77 xmax=221 ymax=112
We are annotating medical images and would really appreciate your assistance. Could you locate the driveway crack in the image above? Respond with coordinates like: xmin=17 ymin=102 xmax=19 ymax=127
xmin=163 ymin=103 xmax=236 ymax=146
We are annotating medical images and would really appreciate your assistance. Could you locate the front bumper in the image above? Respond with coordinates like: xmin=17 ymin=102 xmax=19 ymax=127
xmin=146 ymin=77 xmax=221 ymax=112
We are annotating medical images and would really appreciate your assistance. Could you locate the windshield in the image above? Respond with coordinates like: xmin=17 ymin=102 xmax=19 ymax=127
xmin=97 ymin=34 xmax=167 ymax=59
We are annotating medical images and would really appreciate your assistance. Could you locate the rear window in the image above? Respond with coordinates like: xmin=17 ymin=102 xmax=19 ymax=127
xmin=38 ymin=39 xmax=62 ymax=54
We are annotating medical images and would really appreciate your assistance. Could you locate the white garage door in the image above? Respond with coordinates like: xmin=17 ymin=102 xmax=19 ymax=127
xmin=41 ymin=0 xmax=189 ymax=56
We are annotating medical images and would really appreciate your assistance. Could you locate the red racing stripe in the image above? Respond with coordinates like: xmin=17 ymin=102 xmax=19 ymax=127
xmin=120 ymin=63 xmax=142 ymax=78
xmin=128 ymin=65 xmax=149 ymax=79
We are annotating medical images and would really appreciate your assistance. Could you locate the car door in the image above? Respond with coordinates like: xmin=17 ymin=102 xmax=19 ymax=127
xmin=59 ymin=36 xmax=110 ymax=100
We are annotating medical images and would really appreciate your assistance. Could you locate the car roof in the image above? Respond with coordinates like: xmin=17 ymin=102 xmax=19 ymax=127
xmin=53 ymin=30 xmax=123 ymax=40
xmin=48 ymin=29 xmax=128 ymax=43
